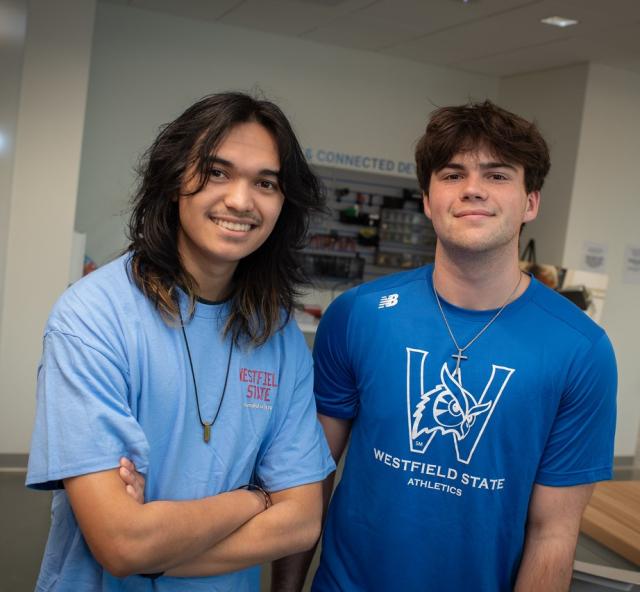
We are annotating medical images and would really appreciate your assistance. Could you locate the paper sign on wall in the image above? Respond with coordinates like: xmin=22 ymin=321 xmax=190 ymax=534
xmin=581 ymin=241 xmax=608 ymax=273
xmin=623 ymin=245 xmax=640 ymax=284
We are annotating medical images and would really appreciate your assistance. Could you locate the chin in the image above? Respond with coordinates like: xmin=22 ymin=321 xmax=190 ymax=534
xmin=443 ymin=234 xmax=516 ymax=255
xmin=213 ymin=243 xmax=265 ymax=263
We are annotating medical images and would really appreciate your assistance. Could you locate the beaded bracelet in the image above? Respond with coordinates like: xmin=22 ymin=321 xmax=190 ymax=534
xmin=238 ymin=483 xmax=272 ymax=510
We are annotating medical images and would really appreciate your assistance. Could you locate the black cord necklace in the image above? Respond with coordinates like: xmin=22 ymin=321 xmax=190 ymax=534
xmin=178 ymin=308 xmax=233 ymax=443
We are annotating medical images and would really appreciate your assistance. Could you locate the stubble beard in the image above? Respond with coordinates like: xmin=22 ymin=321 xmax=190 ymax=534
xmin=435 ymin=221 xmax=520 ymax=264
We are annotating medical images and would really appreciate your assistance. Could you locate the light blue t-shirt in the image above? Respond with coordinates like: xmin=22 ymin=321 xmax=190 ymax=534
xmin=26 ymin=255 xmax=335 ymax=591
xmin=312 ymin=265 xmax=617 ymax=592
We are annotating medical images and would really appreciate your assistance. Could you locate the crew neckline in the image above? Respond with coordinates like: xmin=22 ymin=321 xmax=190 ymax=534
xmin=197 ymin=295 xmax=231 ymax=306
xmin=426 ymin=265 xmax=537 ymax=321
xmin=177 ymin=290 xmax=231 ymax=319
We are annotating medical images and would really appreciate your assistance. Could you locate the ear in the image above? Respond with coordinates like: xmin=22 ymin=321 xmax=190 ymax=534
xmin=523 ymin=190 xmax=540 ymax=223
xmin=422 ymin=192 xmax=433 ymax=220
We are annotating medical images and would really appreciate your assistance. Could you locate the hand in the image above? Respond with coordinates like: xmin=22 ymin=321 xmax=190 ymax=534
xmin=119 ymin=457 xmax=145 ymax=504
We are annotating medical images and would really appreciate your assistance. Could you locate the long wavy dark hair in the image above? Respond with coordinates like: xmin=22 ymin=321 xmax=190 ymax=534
xmin=127 ymin=92 xmax=324 ymax=346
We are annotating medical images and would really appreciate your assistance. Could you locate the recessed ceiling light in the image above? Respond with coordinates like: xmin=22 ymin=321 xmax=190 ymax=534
xmin=540 ymin=16 xmax=579 ymax=28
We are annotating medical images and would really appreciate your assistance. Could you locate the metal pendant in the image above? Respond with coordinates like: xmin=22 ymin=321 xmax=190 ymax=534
xmin=203 ymin=423 xmax=211 ymax=443
xmin=452 ymin=349 xmax=468 ymax=376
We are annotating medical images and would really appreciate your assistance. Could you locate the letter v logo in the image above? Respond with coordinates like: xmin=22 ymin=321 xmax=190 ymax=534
xmin=405 ymin=348 xmax=514 ymax=464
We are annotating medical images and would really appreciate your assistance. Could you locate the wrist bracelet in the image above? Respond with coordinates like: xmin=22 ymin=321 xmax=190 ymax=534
xmin=237 ymin=483 xmax=272 ymax=510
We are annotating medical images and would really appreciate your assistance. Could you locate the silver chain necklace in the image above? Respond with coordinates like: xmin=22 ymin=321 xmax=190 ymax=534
xmin=432 ymin=271 xmax=523 ymax=377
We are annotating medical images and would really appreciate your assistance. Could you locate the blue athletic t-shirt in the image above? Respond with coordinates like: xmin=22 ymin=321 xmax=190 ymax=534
xmin=312 ymin=265 xmax=616 ymax=592
xmin=26 ymin=254 xmax=335 ymax=591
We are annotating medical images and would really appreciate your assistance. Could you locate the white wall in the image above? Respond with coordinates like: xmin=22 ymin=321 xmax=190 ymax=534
xmin=0 ymin=0 xmax=27 ymax=338
xmin=73 ymin=5 xmax=640 ymax=458
xmin=75 ymin=2 xmax=499 ymax=264
xmin=0 ymin=0 xmax=96 ymax=453
xmin=0 ymin=1 xmax=498 ymax=455
xmin=5 ymin=2 xmax=635 ymax=459
xmin=563 ymin=64 xmax=640 ymax=458
xmin=498 ymin=63 xmax=640 ymax=457
xmin=499 ymin=63 xmax=589 ymax=265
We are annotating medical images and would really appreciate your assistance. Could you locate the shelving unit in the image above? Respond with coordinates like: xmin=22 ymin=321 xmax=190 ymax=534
xmin=302 ymin=164 xmax=435 ymax=289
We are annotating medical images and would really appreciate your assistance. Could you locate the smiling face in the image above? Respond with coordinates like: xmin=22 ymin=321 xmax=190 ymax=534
xmin=424 ymin=147 xmax=539 ymax=259
xmin=177 ymin=121 xmax=284 ymax=299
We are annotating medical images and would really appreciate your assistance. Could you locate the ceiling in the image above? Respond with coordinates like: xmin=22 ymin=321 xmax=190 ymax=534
xmin=103 ymin=0 xmax=640 ymax=77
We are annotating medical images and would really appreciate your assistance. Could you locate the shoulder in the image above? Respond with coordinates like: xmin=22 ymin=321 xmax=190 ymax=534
xmin=526 ymin=279 xmax=616 ymax=383
xmin=527 ymin=278 xmax=607 ymax=347
xmin=46 ymin=254 xmax=142 ymax=340
xmin=315 ymin=266 xmax=429 ymax=359
xmin=326 ymin=266 xmax=430 ymax=319
xmin=354 ymin=265 xmax=429 ymax=299
xmin=277 ymin=312 xmax=308 ymax=347
xmin=265 ymin=311 xmax=312 ymax=368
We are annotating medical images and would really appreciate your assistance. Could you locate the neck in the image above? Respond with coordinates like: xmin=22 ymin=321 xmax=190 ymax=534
xmin=190 ymin=264 xmax=235 ymax=302
xmin=432 ymin=244 xmax=527 ymax=310
xmin=195 ymin=274 xmax=234 ymax=301
xmin=178 ymin=246 xmax=236 ymax=302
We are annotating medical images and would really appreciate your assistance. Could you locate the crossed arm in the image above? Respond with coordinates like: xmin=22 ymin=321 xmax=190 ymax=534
xmin=64 ymin=463 xmax=322 ymax=579
xmin=103 ymin=421 xmax=594 ymax=589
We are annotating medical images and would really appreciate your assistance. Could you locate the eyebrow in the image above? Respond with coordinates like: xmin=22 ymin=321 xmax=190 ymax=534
xmin=442 ymin=161 xmax=517 ymax=171
xmin=208 ymin=156 xmax=280 ymax=177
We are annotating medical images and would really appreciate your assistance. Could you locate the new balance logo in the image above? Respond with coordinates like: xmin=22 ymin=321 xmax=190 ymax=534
xmin=378 ymin=293 xmax=399 ymax=309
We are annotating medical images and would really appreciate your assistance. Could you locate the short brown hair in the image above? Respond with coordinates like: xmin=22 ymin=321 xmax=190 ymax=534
xmin=415 ymin=100 xmax=550 ymax=195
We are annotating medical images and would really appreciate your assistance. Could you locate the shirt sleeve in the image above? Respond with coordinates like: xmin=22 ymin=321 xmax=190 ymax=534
xmin=313 ymin=289 xmax=360 ymax=419
xmin=26 ymin=329 xmax=150 ymax=490
xmin=255 ymin=325 xmax=335 ymax=492
xmin=535 ymin=332 xmax=617 ymax=486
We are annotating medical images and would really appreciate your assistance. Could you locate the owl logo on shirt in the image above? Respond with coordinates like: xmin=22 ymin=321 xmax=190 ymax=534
xmin=412 ymin=363 xmax=492 ymax=441
xmin=406 ymin=348 xmax=514 ymax=464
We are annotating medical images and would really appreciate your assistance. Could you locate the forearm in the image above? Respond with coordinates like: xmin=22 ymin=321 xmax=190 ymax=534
xmin=166 ymin=483 xmax=322 ymax=578
xmin=515 ymin=483 xmax=594 ymax=592
xmin=271 ymin=472 xmax=336 ymax=592
xmin=270 ymin=550 xmax=317 ymax=592
xmin=65 ymin=472 xmax=264 ymax=577
xmin=514 ymin=530 xmax=578 ymax=592
xmin=120 ymin=491 xmax=264 ymax=575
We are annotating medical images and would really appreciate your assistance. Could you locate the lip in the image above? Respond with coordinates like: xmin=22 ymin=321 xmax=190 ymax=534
xmin=209 ymin=214 xmax=260 ymax=232
xmin=454 ymin=210 xmax=494 ymax=218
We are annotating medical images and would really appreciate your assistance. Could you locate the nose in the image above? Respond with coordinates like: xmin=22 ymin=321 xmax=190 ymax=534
xmin=224 ymin=179 xmax=254 ymax=212
xmin=461 ymin=173 xmax=488 ymax=201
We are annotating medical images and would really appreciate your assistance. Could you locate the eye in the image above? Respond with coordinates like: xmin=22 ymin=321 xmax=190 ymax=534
xmin=208 ymin=168 xmax=227 ymax=180
xmin=488 ymin=172 xmax=509 ymax=181
xmin=448 ymin=400 xmax=462 ymax=416
xmin=442 ymin=173 xmax=462 ymax=181
xmin=257 ymin=179 xmax=280 ymax=192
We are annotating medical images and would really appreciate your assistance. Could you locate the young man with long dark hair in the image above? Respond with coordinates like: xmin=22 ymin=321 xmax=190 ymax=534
xmin=26 ymin=92 xmax=334 ymax=591
xmin=279 ymin=101 xmax=617 ymax=591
